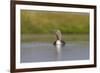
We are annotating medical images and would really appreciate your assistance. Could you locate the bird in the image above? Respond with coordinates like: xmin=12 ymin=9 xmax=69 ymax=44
xmin=53 ymin=30 xmax=65 ymax=47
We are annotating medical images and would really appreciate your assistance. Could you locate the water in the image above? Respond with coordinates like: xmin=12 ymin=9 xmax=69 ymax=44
xmin=21 ymin=42 xmax=89 ymax=63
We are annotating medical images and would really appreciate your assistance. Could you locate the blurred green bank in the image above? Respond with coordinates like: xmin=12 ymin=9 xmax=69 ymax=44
xmin=21 ymin=10 xmax=89 ymax=42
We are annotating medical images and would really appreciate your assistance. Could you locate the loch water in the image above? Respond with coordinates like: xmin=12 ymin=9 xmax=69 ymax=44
xmin=21 ymin=42 xmax=89 ymax=63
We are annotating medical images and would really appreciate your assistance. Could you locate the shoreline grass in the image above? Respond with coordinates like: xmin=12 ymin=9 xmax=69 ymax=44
xmin=21 ymin=34 xmax=89 ymax=43
xmin=21 ymin=10 xmax=89 ymax=34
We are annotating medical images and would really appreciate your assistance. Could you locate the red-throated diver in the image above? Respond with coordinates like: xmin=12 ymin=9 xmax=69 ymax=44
xmin=53 ymin=30 xmax=65 ymax=47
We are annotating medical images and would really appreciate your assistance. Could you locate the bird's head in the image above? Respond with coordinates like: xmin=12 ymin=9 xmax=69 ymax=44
xmin=52 ymin=29 xmax=62 ymax=40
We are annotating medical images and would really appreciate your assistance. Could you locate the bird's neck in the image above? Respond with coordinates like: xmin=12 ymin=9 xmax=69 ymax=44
xmin=56 ymin=33 xmax=62 ymax=40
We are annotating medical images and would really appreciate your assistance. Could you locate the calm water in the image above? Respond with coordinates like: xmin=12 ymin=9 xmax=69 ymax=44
xmin=21 ymin=42 xmax=89 ymax=63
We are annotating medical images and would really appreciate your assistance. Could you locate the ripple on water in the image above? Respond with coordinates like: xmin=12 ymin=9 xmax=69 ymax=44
xmin=21 ymin=42 xmax=89 ymax=63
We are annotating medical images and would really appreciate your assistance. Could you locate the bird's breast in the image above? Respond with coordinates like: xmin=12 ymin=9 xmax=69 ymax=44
xmin=56 ymin=40 xmax=61 ymax=45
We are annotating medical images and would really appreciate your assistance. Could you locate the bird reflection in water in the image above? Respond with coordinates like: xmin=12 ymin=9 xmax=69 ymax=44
xmin=53 ymin=30 xmax=65 ymax=61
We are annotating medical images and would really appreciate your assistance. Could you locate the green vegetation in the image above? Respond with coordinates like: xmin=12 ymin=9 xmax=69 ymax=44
xmin=21 ymin=10 xmax=89 ymax=34
xmin=21 ymin=34 xmax=89 ymax=43
xmin=21 ymin=10 xmax=89 ymax=43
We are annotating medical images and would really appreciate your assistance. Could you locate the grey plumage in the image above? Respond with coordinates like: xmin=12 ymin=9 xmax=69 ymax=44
xmin=53 ymin=30 xmax=65 ymax=46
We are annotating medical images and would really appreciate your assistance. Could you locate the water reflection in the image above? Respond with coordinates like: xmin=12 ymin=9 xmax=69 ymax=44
xmin=21 ymin=42 xmax=89 ymax=63
xmin=55 ymin=44 xmax=62 ymax=61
